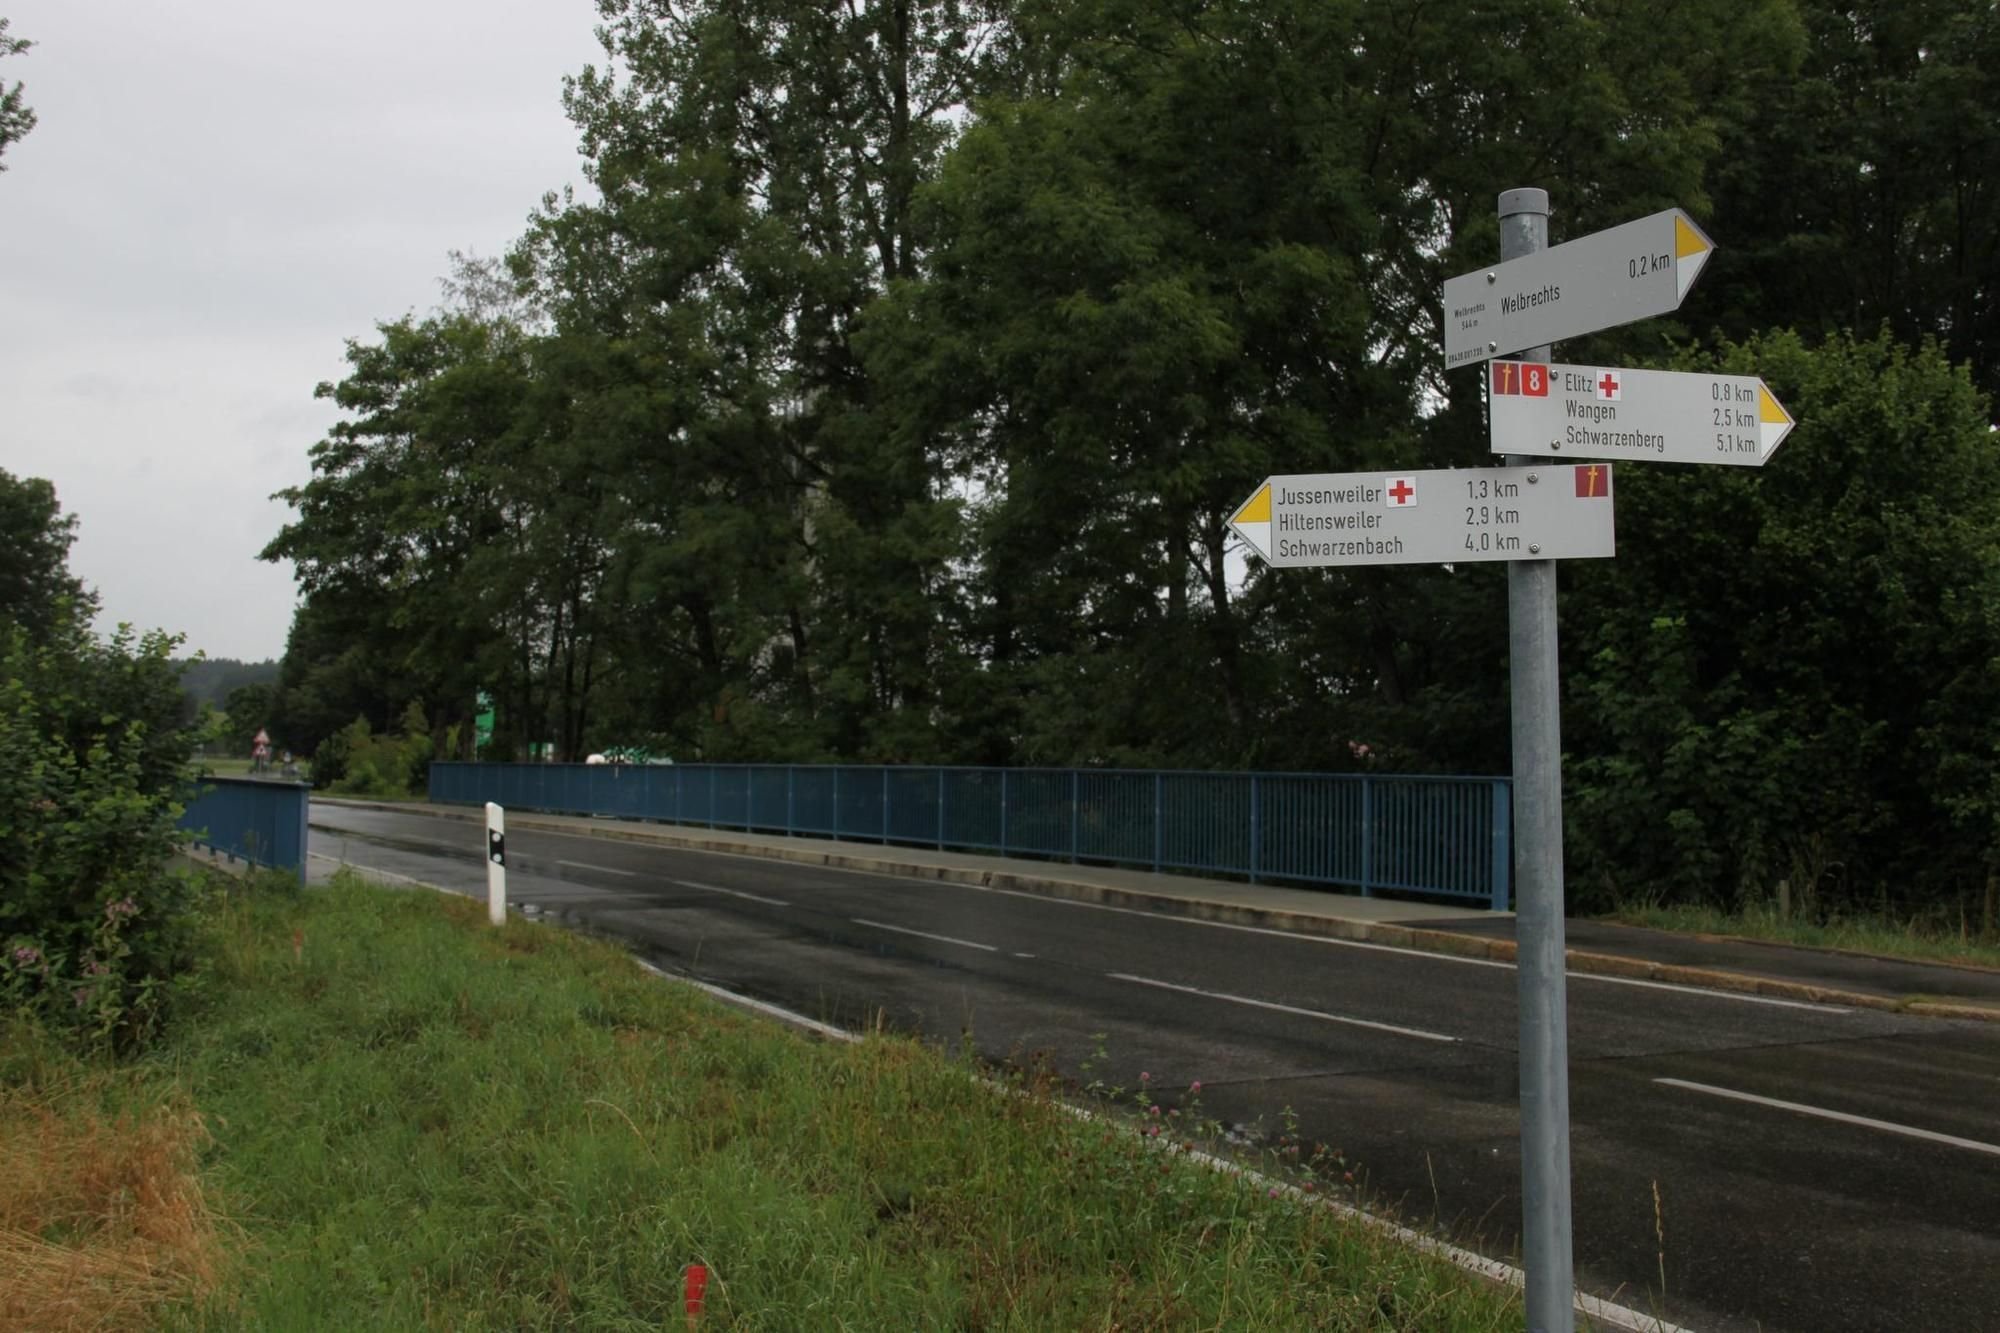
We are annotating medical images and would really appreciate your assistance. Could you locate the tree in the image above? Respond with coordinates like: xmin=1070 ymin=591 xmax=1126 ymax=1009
xmin=0 ymin=467 xmax=93 ymax=641
xmin=0 ymin=17 xmax=33 ymax=170
xmin=222 ymin=681 xmax=275 ymax=753
xmin=529 ymin=0 xmax=1024 ymax=760
xmin=1564 ymin=330 xmax=2000 ymax=915
xmin=869 ymin=0 xmax=1792 ymax=768
xmin=264 ymin=314 xmax=532 ymax=760
xmin=1701 ymin=0 xmax=2000 ymax=401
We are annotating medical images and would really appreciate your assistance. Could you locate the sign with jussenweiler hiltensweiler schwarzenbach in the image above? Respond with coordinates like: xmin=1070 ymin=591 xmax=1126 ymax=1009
xmin=1228 ymin=466 xmax=1615 ymax=569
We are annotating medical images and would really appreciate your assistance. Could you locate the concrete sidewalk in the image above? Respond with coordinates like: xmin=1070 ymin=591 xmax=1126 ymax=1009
xmin=313 ymin=797 xmax=2000 ymax=1023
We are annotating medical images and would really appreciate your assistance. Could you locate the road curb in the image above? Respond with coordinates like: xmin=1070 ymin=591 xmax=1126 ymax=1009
xmin=313 ymin=798 xmax=2000 ymax=1024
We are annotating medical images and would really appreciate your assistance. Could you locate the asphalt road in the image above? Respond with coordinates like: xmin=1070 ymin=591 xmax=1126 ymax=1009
xmin=310 ymin=804 xmax=2000 ymax=1333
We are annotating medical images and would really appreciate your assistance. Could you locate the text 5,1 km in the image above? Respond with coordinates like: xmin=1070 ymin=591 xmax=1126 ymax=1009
xmin=1488 ymin=361 xmax=1795 ymax=467
xmin=1229 ymin=467 xmax=1615 ymax=569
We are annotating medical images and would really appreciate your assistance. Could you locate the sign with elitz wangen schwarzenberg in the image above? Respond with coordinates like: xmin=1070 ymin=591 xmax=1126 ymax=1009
xmin=1441 ymin=208 xmax=1714 ymax=370
xmin=1487 ymin=360 xmax=1795 ymax=467
xmin=1229 ymin=466 xmax=1616 ymax=569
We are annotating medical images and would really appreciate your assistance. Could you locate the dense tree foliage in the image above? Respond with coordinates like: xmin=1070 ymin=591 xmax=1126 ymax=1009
xmin=0 ymin=467 xmax=92 ymax=639
xmin=267 ymin=0 xmax=2000 ymax=913
xmin=175 ymin=657 xmax=279 ymax=712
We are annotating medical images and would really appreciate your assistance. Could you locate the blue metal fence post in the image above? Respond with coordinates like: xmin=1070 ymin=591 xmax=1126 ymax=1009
xmin=833 ymin=767 xmax=841 ymax=839
xmin=1249 ymin=774 xmax=1262 ymax=884
xmin=882 ymin=767 xmax=891 ymax=844
xmin=1491 ymin=779 xmax=1513 ymax=911
xmin=708 ymin=766 xmax=717 ymax=828
xmin=292 ymin=781 xmax=309 ymax=885
xmin=1070 ymin=771 xmax=1080 ymax=863
xmin=999 ymin=770 xmax=1009 ymax=853
xmin=936 ymin=769 xmax=945 ymax=849
xmin=787 ymin=766 xmax=796 ymax=835
xmin=1153 ymin=772 xmax=1164 ymax=872
xmin=1360 ymin=776 xmax=1374 ymax=897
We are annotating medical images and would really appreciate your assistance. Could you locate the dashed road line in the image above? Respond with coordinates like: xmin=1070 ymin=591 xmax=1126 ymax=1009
xmin=851 ymin=918 xmax=997 ymax=952
xmin=1107 ymin=972 xmax=1459 ymax=1044
xmin=1655 ymin=1077 xmax=2000 ymax=1158
xmin=674 ymin=878 xmax=789 ymax=908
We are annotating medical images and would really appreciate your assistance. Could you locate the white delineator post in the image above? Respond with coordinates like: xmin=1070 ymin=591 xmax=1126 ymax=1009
xmin=485 ymin=802 xmax=506 ymax=925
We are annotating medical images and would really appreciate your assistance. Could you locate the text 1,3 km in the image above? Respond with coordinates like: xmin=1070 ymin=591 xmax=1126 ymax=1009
xmin=1466 ymin=478 xmax=1520 ymax=499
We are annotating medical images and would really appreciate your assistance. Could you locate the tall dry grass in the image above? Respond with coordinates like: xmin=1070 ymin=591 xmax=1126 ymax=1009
xmin=0 ymin=1076 xmax=227 ymax=1332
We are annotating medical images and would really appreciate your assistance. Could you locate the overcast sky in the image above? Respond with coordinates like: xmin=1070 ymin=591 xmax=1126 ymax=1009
xmin=0 ymin=1 xmax=603 ymax=660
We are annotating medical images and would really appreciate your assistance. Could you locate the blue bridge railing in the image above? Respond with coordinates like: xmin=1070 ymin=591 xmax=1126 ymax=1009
xmin=179 ymin=776 xmax=311 ymax=883
xmin=430 ymin=763 xmax=1512 ymax=909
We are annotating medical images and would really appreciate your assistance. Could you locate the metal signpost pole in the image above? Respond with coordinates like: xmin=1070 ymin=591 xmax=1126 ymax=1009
xmin=1500 ymin=186 xmax=1575 ymax=1333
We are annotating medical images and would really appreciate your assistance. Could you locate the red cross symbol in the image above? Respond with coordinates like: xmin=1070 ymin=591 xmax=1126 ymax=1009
xmin=1388 ymin=477 xmax=1416 ymax=506
xmin=1597 ymin=370 xmax=1622 ymax=400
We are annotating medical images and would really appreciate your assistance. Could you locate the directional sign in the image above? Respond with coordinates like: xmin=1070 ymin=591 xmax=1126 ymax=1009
xmin=1442 ymin=209 xmax=1714 ymax=369
xmin=1488 ymin=360 xmax=1795 ymax=466
xmin=1229 ymin=466 xmax=1615 ymax=568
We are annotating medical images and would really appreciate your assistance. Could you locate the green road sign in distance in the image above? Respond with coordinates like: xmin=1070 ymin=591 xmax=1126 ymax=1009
xmin=1229 ymin=466 xmax=1616 ymax=569
xmin=1441 ymin=208 xmax=1714 ymax=370
xmin=1487 ymin=360 xmax=1795 ymax=466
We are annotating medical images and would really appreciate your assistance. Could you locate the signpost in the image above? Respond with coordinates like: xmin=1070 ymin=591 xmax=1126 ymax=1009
xmin=1488 ymin=361 xmax=1795 ymax=466
xmin=1225 ymin=187 xmax=1790 ymax=1333
xmin=1441 ymin=208 xmax=1714 ymax=369
xmin=1493 ymin=190 xmax=1573 ymax=1333
xmin=1228 ymin=466 xmax=1615 ymax=569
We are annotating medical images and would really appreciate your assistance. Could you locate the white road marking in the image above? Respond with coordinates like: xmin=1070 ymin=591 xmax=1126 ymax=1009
xmin=632 ymin=960 xmax=858 ymax=1043
xmin=1013 ymin=952 xmax=1036 ymax=959
xmin=1107 ymin=972 xmax=1459 ymax=1044
xmin=1655 ymin=1077 xmax=2000 ymax=1158
xmin=673 ymin=878 xmax=789 ymax=907
xmin=851 ymin=919 xmax=997 ymax=952
xmin=559 ymin=859 xmax=636 ymax=877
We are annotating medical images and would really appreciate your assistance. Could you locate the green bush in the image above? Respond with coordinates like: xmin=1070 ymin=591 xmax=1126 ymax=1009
xmin=0 ymin=621 xmax=206 ymax=1049
xmin=1565 ymin=331 xmax=2000 ymax=912
xmin=321 ymin=703 xmax=433 ymax=798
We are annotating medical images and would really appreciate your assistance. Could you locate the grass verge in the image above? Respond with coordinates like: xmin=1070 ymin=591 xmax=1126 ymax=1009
xmin=1600 ymin=900 xmax=2000 ymax=971
xmin=4 ymin=874 xmax=1531 ymax=1330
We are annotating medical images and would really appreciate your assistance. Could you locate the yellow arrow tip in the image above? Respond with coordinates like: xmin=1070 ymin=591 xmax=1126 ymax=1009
xmin=1674 ymin=215 xmax=1711 ymax=259
xmin=1234 ymin=483 xmax=1271 ymax=526
xmin=1758 ymin=385 xmax=1791 ymax=426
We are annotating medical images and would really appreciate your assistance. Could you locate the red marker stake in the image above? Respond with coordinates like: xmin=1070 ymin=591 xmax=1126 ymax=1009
xmin=684 ymin=1264 xmax=709 ymax=1324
